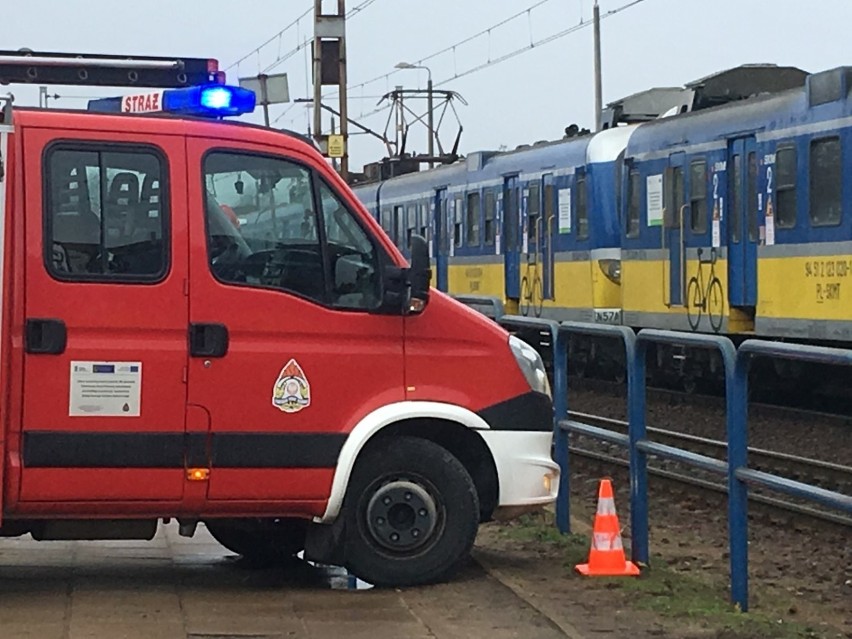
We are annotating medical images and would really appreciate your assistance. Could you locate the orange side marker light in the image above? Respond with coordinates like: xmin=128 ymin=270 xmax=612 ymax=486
xmin=187 ymin=468 xmax=210 ymax=481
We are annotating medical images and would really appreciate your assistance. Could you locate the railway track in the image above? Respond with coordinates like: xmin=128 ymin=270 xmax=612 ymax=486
xmin=568 ymin=376 xmax=852 ymax=426
xmin=567 ymin=410 xmax=852 ymax=527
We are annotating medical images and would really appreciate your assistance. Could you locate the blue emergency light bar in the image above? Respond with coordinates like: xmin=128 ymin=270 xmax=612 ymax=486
xmin=87 ymin=84 xmax=256 ymax=118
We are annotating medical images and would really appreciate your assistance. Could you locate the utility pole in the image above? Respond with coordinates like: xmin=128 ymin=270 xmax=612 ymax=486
xmin=593 ymin=0 xmax=603 ymax=131
xmin=313 ymin=0 xmax=349 ymax=181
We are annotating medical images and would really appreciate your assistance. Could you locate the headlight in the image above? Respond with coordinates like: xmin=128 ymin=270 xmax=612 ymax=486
xmin=598 ymin=258 xmax=621 ymax=284
xmin=509 ymin=335 xmax=552 ymax=398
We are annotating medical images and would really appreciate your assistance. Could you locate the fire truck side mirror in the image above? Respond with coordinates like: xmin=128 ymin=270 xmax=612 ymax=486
xmin=407 ymin=234 xmax=431 ymax=314
xmin=373 ymin=235 xmax=430 ymax=316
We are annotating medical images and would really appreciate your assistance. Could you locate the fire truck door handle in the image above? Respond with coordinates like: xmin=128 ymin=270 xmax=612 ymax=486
xmin=188 ymin=323 xmax=229 ymax=358
xmin=25 ymin=318 xmax=67 ymax=354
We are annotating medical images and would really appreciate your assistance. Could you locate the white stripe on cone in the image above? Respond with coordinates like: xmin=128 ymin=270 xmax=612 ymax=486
xmin=592 ymin=532 xmax=624 ymax=551
xmin=597 ymin=497 xmax=617 ymax=516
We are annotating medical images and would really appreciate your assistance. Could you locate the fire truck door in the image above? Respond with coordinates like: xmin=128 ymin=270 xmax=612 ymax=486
xmin=18 ymin=128 xmax=189 ymax=503
xmin=186 ymin=139 xmax=404 ymax=508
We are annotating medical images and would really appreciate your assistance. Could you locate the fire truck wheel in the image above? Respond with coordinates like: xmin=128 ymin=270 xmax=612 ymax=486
xmin=344 ymin=436 xmax=479 ymax=587
xmin=204 ymin=518 xmax=307 ymax=565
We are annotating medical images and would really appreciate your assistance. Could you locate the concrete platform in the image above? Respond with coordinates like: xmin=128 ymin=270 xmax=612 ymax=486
xmin=0 ymin=522 xmax=571 ymax=639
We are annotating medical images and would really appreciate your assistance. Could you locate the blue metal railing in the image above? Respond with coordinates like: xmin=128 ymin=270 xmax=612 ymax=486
xmin=474 ymin=298 xmax=851 ymax=611
xmin=501 ymin=319 xmax=852 ymax=613
xmin=558 ymin=322 xmax=638 ymax=536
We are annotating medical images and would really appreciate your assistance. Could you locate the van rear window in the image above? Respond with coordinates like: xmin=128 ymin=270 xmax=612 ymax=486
xmin=45 ymin=146 xmax=167 ymax=281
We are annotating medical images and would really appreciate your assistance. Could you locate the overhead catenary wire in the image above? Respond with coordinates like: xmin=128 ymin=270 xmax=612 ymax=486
xmin=335 ymin=0 xmax=553 ymax=101
xmin=225 ymin=6 xmax=313 ymax=73
xmin=348 ymin=0 xmax=648 ymax=122
xmin=226 ymin=0 xmax=381 ymax=75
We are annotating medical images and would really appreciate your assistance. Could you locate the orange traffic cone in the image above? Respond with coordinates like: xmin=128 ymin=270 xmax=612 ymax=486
xmin=575 ymin=478 xmax=640 ymax=577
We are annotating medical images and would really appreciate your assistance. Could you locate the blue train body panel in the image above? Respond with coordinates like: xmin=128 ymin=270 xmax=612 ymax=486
xmin=352 ymin=65 xmax=852 ymax=341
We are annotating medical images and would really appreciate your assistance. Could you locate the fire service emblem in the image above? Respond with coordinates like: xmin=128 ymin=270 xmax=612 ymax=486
xmin=272 ymin=359 xmax=311 ymax=413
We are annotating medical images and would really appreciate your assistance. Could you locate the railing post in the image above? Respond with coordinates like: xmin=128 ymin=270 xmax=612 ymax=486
xmin=629 ymin=339 xmax=649 ymax=566
xmin=552 ymin=329 xmax=570 ymax=534
xmin=729 ymin=353 xmax=751 ymax=611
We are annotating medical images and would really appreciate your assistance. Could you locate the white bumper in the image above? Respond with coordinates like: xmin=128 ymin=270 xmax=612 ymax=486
xmin=477 ymin=430 xmax=559 ymax=509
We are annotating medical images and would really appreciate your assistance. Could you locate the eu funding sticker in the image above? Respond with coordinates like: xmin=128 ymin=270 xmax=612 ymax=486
xmin=646 ymin=174 xmax=664 ymax=226
xmin=557 ymin=188 xmax=572 ymax=234
xmin=69 ymin=361 xmax=142 ymax=417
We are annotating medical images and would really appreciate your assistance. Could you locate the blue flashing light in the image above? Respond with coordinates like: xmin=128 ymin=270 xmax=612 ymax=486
xmin=87 ymin=84 xmax=256 ymax=118
xmin=199 ymin=87 xmax=233 ymax=110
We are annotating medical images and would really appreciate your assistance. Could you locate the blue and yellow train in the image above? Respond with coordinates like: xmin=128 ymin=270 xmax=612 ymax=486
xmin=353 ymin=64 xmax=852 ymax=352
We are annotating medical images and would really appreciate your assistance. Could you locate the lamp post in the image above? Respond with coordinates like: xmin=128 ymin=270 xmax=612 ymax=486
xmin=395 ymin=62 xmax=434 ymax=167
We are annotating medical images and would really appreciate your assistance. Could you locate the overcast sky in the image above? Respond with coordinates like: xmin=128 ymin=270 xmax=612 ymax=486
xmin=3 ymin=0 xmax=851 ymax=168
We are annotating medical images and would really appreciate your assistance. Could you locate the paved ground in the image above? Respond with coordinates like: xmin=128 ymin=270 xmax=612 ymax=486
xmin=0 ymin=522 xmax=569 ymax=639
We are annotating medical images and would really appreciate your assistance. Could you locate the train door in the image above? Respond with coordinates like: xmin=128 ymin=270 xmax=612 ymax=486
xmin=434 ymin=188 xmax=449 ymax=292
xmin=503 ymin=175 xmax=521 ymax=300
xmin=542 ymin=173 xmax=555 ymax=299
xmin=727 ymin=137 xmax=758 ymax=307
xmin=664 ymin=153 xmax=686 ymax=305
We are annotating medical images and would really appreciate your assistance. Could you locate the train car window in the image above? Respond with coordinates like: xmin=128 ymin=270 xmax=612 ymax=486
xmin=689 ymin=160 xmax=707 ymax=233
xmin=381 ymin=208 xmax=393 ymax=238
xmin=484 ymin=190 xmax=496 ymax=245
xmin=454 ymin=195 xmax=464 ymax=248
xmin=394 ymin=205 xmax=405 ymax=247
xmin=439 ymin=198 xmax=450 ymax=254
xmin=809 ymin=137 xmax=842 ymax=226
xmin=627 ymin=169 xmax=641 ymax=237
xmin=543 ymin=181 xmax=555 ymax=236
xmin=528 ymin=183 xmax=540 ymax=245
xmin=747 ymin=152 xmax=758 ymax=241
xmin=776 ymin=145 xmax=797 ymax=228
xmin=406 ymin=205 xmax=417 ymax=247
xmin=576 ymin=176 xmax=589 ymax=240
xmin=418 ymin=202 xmax=429 ymax=241
xmin=466 ymin=191 xmax=481 ymax=246
xmin=731 ymin=155 xmax=742 ymax=243
xmin=664 ymin=167 xmax=684 ymax=229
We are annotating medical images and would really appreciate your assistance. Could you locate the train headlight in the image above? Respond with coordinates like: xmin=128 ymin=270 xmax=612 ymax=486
xmin=509 ymin=336 xmax=552 ymax=399
xmin=598 ymin=259 xmax=622 ymax=284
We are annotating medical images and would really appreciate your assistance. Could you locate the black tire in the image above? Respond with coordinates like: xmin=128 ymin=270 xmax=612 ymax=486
xmin=519 ymin=275 xmax=531 ymax=316
xmin=343 ymin=436 xmax=479 ymax=587
xmin=708 ymin=277 xmax=724 ymax=333
xmin=686 ymin=277 xmax=702 ymax=330
xmin=205 ymin=518 xmax=307 ymax=565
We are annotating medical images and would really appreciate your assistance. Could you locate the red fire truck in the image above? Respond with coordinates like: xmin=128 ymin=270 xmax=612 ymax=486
xmin=0 ymin=51 xmax=557 ymax=586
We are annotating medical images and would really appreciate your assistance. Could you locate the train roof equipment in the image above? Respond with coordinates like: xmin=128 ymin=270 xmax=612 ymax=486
xmin=601 ymin=64 xmax=808 ymax=129
xmin=685 ymin=64 xmax=808 ymax=110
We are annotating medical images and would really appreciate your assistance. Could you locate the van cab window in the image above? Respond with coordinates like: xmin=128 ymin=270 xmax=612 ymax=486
xmin=318 ymin=181 xmax=381 ymax=309
xmin=203 ymin=152 xmax=380 ymax=310
xmin=46 ymin=147 xmax=167 ymax=279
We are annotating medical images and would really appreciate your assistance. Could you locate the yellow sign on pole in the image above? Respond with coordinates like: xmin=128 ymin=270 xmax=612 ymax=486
xmin=327 ymin=134 xmax=345 ymax=158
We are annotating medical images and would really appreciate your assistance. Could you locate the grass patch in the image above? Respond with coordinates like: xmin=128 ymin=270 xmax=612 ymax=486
xmin=495 ymin=513 xmax=828 ymax=639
